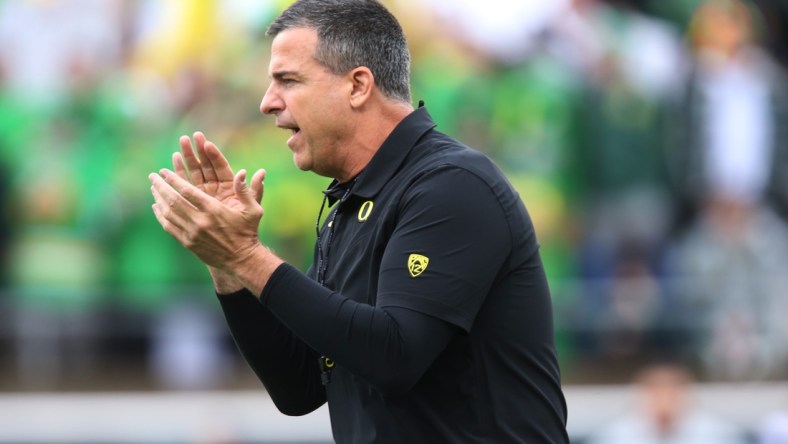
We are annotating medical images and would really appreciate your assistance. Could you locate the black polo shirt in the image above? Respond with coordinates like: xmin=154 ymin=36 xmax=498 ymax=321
xmin=221 ymin=106 xmax=568 ymax=443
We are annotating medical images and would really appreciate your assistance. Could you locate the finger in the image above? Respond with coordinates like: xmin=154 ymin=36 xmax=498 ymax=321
xmin=195 ymin=134 xmax=219 ymax=184
xmin=172 ymin=152 xmax=190 ymax=183
xmin=150 ymin=179 xmax=202 ymax=252
xmin=180 ymin=135 xmax=205 ymax=185
xmin=233 ymin=169 xmax=252 ymax=205
xmin=234 ymin=169 xmax=264 ymax=213
xmin=151 ymin=201 xmax=182 ymax=239
xmin=203 ymin=140 xmax=235 ymax=182
xmin=150 ymin=173 xmax=195 ymax=223
xmin=150 ymin=185 xmax=190 ymax=233
xmin=250 ymin=169 xmax=266 ymax=204
xmin=150 ymin=170 xmax=210 ymax=214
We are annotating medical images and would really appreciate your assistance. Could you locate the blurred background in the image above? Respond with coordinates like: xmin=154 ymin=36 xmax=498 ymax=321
xmin=2 ymin=0 xmax=788 ymax=442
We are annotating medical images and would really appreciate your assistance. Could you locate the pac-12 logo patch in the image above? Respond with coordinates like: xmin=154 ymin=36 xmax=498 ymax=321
xmin=408 ymin=254 xmax=429 ymax=277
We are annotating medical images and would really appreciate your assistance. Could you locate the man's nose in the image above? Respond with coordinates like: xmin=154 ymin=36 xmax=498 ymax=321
xmin=260 ymin=83 xmax=282 ymax=115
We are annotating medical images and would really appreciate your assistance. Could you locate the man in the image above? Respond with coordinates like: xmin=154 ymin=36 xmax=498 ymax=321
xmin=149 ymin=0 xmax=569 ymax=442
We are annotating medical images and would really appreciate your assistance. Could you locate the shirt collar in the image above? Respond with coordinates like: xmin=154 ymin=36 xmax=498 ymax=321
xmin=323 ymin=105 xmax=436 ymax=204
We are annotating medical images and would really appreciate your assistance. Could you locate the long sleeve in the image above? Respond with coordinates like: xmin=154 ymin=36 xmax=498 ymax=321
xmin=217 ymin=286 xmax=326 ymax=415
xmin=260 ymin=264 xmax=459 ymax=397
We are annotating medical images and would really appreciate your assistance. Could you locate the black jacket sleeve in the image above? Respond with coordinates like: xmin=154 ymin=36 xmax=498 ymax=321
xmin=260 ymin=263 xmax=459 ymax=397
xmin=218 ymin=287 xmax=326 ymax=416
xmin=219 ymin=264 xmax=458 ymax=410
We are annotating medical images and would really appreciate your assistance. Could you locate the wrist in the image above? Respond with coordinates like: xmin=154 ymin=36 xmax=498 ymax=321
xmin=229 ymin=243 xmax=284 ymax=297
xmin=209 ymin=267 xmax=244 ymax=294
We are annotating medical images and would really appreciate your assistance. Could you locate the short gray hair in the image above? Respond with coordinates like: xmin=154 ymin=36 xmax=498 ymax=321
xmin=267 ymin=0 xmax=411 ymax=104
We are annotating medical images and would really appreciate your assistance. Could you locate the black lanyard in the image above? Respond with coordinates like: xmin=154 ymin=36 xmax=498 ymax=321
xmin=314 ymin=178 xmax=356 ymax=385
xmin=315 ymin=178 xmax=357 ymax=286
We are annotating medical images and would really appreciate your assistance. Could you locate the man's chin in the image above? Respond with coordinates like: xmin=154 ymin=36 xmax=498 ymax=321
xmin=292 ymin=154 xmax=312 ymax=172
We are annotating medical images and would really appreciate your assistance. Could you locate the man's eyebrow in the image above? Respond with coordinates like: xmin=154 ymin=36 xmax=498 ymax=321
xmin=270 ymin=70 xmax=299 ymax=80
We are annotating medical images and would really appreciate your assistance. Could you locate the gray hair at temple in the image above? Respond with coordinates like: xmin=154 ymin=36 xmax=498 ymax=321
xmin=267 ymin=0 xmax=412 ymax=104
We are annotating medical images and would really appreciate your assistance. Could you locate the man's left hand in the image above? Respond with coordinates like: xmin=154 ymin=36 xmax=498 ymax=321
xmin=149 ymin=166 xmax=266 ymax=273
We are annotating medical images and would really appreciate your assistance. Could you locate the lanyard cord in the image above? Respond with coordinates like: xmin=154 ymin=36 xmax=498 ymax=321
xmin=314 ymin=178 xmax=357 ymax=385
xmin=315 ymin=178 xmax=357 ymax=286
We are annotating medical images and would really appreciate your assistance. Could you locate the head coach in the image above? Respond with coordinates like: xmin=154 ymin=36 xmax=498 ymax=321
xmin=149 ymin=0 xmax=569 ymax=442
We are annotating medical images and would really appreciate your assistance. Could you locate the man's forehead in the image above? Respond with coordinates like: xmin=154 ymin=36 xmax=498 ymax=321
xmin=270 ymin=27 xmax=318 ymax=58
xmin=268 ymin=27 xmax=319 ymax=73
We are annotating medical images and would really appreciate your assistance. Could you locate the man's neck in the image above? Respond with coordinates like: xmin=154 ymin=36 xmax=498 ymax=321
xmin=334 ymin=102 xmax=413 ymax=183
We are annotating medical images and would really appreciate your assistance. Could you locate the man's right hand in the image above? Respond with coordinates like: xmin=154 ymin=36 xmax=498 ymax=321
xmin=173 ymin=132 xmax=264 ymax=294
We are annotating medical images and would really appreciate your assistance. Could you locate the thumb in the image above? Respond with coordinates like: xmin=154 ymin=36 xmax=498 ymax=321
xmin=233 ymin=169 xmax=256 ymax=208
xmin=250 ymin=169 xmax=266 ymax=204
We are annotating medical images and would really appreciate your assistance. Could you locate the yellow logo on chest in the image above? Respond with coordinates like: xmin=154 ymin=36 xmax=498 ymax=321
xmin=408 ymin=254 xmax=429 ymax=277
xmin=358 ymin=201 xmax=374 ymax=222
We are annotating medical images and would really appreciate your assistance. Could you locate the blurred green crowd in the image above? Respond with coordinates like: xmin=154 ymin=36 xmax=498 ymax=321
xmin=2 ymin=0 xmax=788 ymax=386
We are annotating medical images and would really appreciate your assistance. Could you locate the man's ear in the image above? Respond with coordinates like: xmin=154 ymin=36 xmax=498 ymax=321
xmin=348 ymin=67 xmax=374 ymax=108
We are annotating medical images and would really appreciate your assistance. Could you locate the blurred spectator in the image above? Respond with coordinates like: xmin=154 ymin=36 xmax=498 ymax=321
xmin=552 ymin=0 xmax=689 ymax=357
xmin=670 ymin=0 xmax=788 ymax=223
xmin=667 ymin=0 xmax=788 ymax=381
xmin=585 ymin=361 xmax=747 ymax=444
